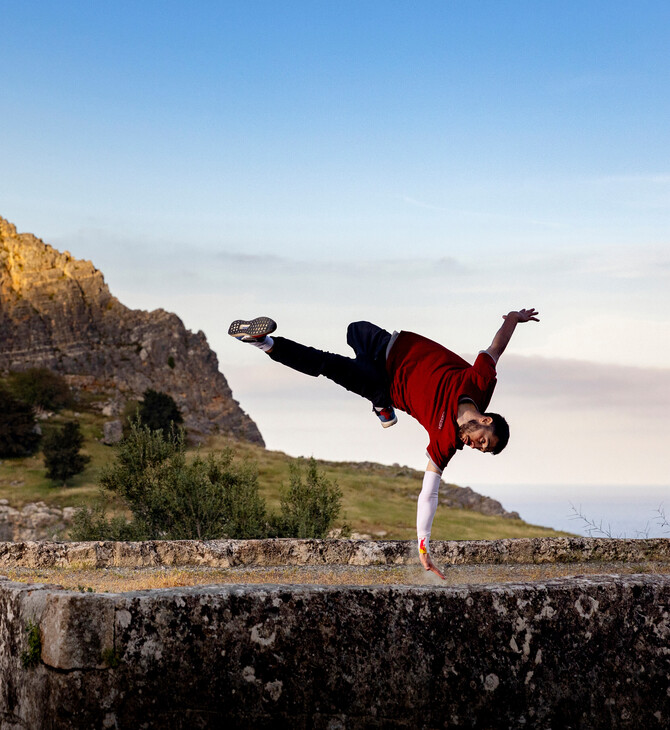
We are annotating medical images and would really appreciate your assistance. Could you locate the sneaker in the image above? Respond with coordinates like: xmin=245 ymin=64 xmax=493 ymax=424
xmin=228 ymin=317 xmax=277 ymax=342
xmin=374 ymin=405 xmax=397 ymax=428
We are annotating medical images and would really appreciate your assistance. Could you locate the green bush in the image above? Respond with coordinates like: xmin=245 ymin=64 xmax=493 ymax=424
xmin=93 ymin=420 xmax=267 ymax=540
xmin=120 ymin=398 xmax=141 ymax=437
xmin=137 ymin=389 xmax=183 ymax=433
xmin=70 ymin=422 xmax=343 ymax=542
xmin=0 ymin=387 xmax=41 ymax=457
xmin=274 ymin=458 xmax=343 ymax=538
xmin=42 ymin=421 xmax=91 ymax=485
xmin=8 ymin=368 xmax=71 ymax=411
xmin=69 ymin=504 xmax=142 ymax=542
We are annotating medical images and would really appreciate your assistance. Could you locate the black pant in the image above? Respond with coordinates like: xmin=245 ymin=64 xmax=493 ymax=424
xmin=269 ymin=321 xmax=393 ymax=409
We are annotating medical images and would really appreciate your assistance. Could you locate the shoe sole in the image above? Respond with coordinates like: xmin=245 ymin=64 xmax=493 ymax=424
xmin=228 ymin=317 xmax=277 ymax=340
xmin=380 ymin=417 xmax=397 ymax=428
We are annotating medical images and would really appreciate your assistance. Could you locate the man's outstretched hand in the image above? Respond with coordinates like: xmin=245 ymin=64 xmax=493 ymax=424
xmin=488 ymin=308 xmax=540 ymax=362
xmin=420 ymin=551 xmax=446 ymax=580
xmin=503 ymin=308 xmax=540 ymax=323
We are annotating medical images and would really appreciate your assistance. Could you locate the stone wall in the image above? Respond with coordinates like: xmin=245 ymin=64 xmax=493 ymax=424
xmin=1 ymin=536 xmax=668 ymax=569
xmin=0 ymin=572 xmax=668 ymax=729
xmin=0 ymin=539 xmax=668 ymax=728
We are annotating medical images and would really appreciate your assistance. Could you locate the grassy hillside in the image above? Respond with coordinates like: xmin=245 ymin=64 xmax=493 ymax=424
xmin=0 ymin=406 xmax=572 ymax=540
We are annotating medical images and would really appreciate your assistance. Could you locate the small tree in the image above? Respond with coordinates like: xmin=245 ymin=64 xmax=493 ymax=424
xmin=275 ymin=458 xmax=343 ymax=538
xmin=137 ymin=389 xmax=183 ymax=433
xmin=96 ymin=420 xmax=267 ymax=540
xmin=42 ymin=421 xmax=91 ymax=485
xmin=0 ymin=387 xmax=41 ymax=457
xmin=68 ymin=424 xmax=346 ymax=542
xmin=8 ymin=368 xmax=71 ymax=411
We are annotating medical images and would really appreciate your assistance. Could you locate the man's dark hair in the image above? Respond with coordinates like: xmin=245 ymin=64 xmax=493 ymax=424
xmin=485 ymin=413 xmax=509 ymax=455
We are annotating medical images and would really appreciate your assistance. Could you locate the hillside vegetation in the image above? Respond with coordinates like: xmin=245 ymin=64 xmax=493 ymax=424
xmin=0 ymin=220 xmax=571 ymax=540
xmin=0 ymin=404 xmax=571 ymax=541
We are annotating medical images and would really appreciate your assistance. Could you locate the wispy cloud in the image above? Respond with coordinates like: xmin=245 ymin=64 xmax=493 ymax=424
xmin=214 ymin=251 xmax=289 ymax=265
xmin=401 ymin=196 xmax=450 ymax=212
xmin=500 ymin=355 xmax=670 ymax=414
xmin=576 ymin=250 xmax=670 ymax=280
xmin=498 ymin=246 xmax=670 ymax=282
xmin=400 ymin=195 xmax=561 ymax=229
xmin=206 ymin=250 xmax=474 ymax=278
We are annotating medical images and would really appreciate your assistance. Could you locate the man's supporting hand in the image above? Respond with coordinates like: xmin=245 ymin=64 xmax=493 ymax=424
xmin=420 ymin=551 xmax=446 ymax=580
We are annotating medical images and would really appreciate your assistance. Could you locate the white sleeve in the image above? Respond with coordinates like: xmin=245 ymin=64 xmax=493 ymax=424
xmin=480 ymin=348 xmax=499 ymax=364
xmin=417 ymin=469 xmax=441 ymax=555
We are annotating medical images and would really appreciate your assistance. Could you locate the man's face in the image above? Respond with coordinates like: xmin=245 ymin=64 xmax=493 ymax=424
xmin=458 ymin=419 xmax=498 ymax=453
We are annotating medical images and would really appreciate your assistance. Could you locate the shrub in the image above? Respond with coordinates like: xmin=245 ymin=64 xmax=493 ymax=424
xmin=94 ymin=420 xmax=267 ymax=540
xmin=69 ymin=504 xmax=141 ymax=542
xmin=120 ymin=398 xmax=141 ymax=437
xmin=42 ymin=421 xmax=91 ymax=485
xmin=8 ymin=368 xmax=71 ymax=411
xmin=137 ymin=389 xmax=183 ymax=433
xmin=69 ymin=422 xmax=344 ymax=542
xmin=274 ymin=458 xmax=342 ymax=538
xmin=0 ymin=387 xmax=41 ymax=457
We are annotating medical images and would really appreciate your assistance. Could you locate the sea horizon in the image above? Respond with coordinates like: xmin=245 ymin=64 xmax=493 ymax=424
xmin=470 ymin=483 xmax=670 ymax=539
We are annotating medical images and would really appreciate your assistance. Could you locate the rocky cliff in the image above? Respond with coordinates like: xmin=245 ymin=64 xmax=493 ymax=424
xmin=0 ymin=216 xmax=263 ymax=443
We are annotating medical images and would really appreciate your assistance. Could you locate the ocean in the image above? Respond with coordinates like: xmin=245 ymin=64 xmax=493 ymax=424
xmin=471 ymin=483 xmax=670 ymax=539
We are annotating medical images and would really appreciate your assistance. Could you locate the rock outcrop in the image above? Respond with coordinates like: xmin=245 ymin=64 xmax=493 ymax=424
xmin=0 ymin=500 xmax=75 ymax=542
xmin=0 ymin=216 xmax=262 ymax=442
xmin=439 ymin=483 xmax=521 ymax=520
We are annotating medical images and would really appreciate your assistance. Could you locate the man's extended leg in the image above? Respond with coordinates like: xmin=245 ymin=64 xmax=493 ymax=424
xmin=229 ymin=317 xmax=396 ymax=425
xmin=269 ymin=323 xmax=392 ymax=407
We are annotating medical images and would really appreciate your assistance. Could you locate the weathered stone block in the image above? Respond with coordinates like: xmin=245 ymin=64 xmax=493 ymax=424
xmin=40 ymin=593 xmax=115 ymax=670
xmin=102 ymin=419 xmax=123 ymax=444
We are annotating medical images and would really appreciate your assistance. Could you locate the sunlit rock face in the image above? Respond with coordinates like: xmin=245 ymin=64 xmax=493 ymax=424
xmin=0 ymin=216 xmax=262 ymax=442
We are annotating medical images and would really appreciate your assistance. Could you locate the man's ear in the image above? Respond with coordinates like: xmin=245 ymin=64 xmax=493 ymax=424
xmin=480 ymin=415 xmax=493 ymax=426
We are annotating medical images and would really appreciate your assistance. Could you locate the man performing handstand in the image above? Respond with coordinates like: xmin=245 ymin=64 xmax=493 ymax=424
xmin=229 ymin=309 xmax=540 ymax=579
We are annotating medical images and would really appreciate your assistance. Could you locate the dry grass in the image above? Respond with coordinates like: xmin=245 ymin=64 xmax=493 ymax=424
xmin=4 ymin=561 xmax=669 ymax=593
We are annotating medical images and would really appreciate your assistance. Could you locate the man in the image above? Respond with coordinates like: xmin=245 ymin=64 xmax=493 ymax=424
xmin=229 ymin=309 xmax=540 ymax=578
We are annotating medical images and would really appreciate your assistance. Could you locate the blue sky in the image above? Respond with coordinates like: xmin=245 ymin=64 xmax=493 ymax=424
xmin=2 ymin=1 xmax=669 ymax=487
